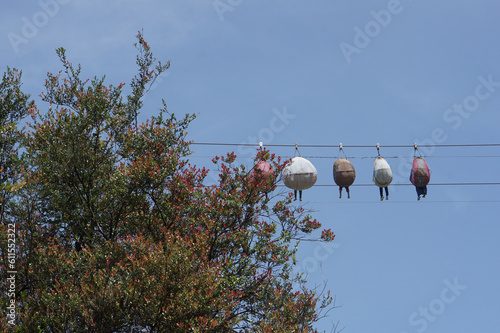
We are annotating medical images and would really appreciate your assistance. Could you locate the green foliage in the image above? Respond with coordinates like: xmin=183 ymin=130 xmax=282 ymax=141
xmin=0 ymin=67 xmax=32 ymax=201
xmin=0 ymin=66 xmax=33 ymax=332
xmin=0 ymin=32 xmax=336 ymax=332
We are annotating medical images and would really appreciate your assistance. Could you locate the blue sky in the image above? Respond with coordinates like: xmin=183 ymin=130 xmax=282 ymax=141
xmin=3 ymin=0 xmax=500 ymax=331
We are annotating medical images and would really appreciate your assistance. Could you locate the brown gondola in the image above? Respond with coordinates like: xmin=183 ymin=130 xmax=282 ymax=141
xmin=333 ymin=143 xmax=356 ymax=199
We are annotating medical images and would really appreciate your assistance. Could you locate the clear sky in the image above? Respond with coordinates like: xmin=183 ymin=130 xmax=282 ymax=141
xmin=3 ymin=1 xmax=500 ymax=332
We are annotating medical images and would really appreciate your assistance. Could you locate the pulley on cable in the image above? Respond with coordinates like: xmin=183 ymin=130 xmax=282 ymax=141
xmin=282 ymin=143 xmax=318 ymax=201
xmin=250 ymin=142 xmax=275 ymax=199
xmin=373 ymin=143 xmax=393 ymax=201
xmin=333 ymin=143 xmax=356 ymax=199
xmin=410 ymin=143 xmax=431 ymax=200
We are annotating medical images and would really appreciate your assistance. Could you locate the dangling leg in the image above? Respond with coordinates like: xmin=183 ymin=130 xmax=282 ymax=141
xmin=416 ymin=186 xmax=423 ymax=200
xmin=299 ymin=190 xmax=303 ymax=201
xmin=338 ymin=186 xmax=342 ymax=199
xmin=379 ymin=187 xmax=384 ymax=201
xmin=422 ymin=186 xmax=427 ymax=198
xmin=294 ymin=189 xmax=297 ymax=201
xmin=346 ymin=186 xmax=350 ymax=199
xmin=385 ymin=186 xmax=389 ymax=200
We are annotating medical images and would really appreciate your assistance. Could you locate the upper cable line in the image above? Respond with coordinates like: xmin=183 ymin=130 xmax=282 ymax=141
xmin=190 ymin=142 xmax=500 ymax=148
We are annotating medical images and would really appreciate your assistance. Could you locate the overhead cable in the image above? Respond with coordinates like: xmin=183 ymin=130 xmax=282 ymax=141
xmin=191 ymin=142 xmax=500 ymax=148
xmin=277 ymin=182 xmax=500 ymax=187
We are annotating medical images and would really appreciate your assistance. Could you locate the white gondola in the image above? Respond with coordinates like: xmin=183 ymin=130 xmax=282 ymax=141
xmin=282 ymin=156 xmax=317 ymax=201
xmin=373 ymin=156 xmax=393 ymax=200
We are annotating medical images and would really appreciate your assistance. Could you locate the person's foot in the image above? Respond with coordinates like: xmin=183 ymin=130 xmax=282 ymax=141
xmin=418 ymin=195 xmax=421 ymax=201
xmin=380 ymin=196 xmax=384 ymax=201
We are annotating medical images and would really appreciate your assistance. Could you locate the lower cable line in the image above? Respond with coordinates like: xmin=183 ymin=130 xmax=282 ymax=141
xmin=306 ymin=200 xmax=500 ymax=204
xmin=278 ymin=182 xmax=500 ymax=187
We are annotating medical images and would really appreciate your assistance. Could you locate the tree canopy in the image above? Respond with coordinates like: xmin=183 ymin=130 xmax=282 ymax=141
xmin=0 ymin=31 xmax=336 ymax=332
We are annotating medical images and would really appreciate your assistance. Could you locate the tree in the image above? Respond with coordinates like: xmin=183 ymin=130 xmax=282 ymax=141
xmin=0 ymin=67 xmax=32 ymax=330
xmin=0 ymin=66 xmax=32 ymax=209
xmin=0 ymin=31 xmax=336 ymax=332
